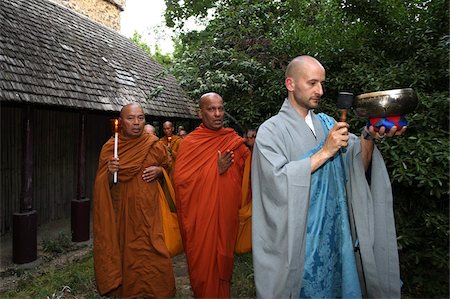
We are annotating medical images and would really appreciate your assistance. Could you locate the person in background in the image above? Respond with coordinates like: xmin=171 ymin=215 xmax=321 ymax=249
xmin=252 ymin=55 xmax=404 ymax=298
xmin=159 ymin=121 xmax=182 ymax=177
xmin=177 ymin=125 xmax=185 ymax=135
xmin=173 ymin=92 xmax=250 ymax=298
xmin=144 ymin=123 xmax=157 ymax=136
xmin=243 ymin=128 xmax=257 ymax=152
xmin=178 ymin=129 xmax=188 ymax=139
xmin=93 ymin=103 xmax=175 ymax=298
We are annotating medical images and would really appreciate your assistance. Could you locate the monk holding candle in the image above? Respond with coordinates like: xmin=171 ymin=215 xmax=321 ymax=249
xmin=93 ymin=103 xmax=175 ymax=298
xmin=173 ymin=92 xmax=250 ymax=298
xmin=159 ymin=121 xmax=182 ymax=177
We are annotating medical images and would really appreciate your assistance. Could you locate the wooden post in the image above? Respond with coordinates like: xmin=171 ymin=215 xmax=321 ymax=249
xmin=77 ymin=114 xmax=86 ymax=200
xmin=21 ymin=106 xmax=33 ymax=212
xmin=13 ymin=106 xmax=37 ymax=264
xmin=71 ymin=113 xmax=90 ymax=242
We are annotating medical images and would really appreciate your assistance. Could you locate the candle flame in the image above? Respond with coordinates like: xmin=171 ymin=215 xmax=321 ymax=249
xmin=114 ymin=119 xmax=119 ymax=132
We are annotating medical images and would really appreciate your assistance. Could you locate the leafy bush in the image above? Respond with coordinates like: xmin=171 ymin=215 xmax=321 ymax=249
xmin=166 ymin=0 xmax=449 ymax=296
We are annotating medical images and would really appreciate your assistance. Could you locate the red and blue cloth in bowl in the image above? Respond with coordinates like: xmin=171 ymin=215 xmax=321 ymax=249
xmin=367 ymin=115 xmax=408 ymax=131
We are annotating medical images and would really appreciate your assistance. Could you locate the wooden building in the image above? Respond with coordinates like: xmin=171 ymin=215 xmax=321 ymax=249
xmin=0 ymin=0 xmax=198 ymax=238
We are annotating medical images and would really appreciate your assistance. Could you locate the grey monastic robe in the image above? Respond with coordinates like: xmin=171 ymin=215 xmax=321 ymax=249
xmin=252 ymin=99 xmax=400 ymax=298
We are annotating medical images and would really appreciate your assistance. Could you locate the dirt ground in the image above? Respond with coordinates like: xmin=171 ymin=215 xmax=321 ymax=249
xmin=0 ymin=218 xmax=193 ymax=297
xmin=0 ymin=241 xmax=92 ymax=294
xmin=0 ymin=245 xmax=193 ymax=297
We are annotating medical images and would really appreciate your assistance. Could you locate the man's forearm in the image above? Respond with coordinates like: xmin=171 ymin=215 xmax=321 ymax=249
xmin=310 ymin=148 xmax=333 ymax=173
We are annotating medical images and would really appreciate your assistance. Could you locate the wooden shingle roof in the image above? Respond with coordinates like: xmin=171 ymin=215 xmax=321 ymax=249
xmin=0 ymin=0 xmax=197 ymax=118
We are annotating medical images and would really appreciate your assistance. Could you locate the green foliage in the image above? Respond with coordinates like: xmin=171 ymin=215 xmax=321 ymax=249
xmin=395 ymin=199 xmax=449 ymax=297
xmin=130 ymin=31 xmax=173 ymax=68
xmin=147 ymin=85 xmax=165 ymax=100
xmin=164 ymin=0 xmax=216 ymax=28
xmin=153 ymin=45 xmax=174 ymax=68
xmin=130 ymin=31 xmax=152 ymax=56
xmin=171 ymin=45 xmax=283 ymax=129
xmin=169 ymin=1 xmax=287 ymax=129
xmin=168 ymin=0 xmax=449 ymax=296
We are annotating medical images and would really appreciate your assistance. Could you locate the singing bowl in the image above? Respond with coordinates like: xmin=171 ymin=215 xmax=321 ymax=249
xmin=353 ymin=88 xmax=418 ymax=118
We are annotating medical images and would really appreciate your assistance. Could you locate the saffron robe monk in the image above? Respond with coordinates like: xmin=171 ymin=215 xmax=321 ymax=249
xmin=159 ymin=121 xmax=182 ymax=176
xmin=93 ymin=103 xmax=175 ymax=298
xmin=174 ymin=92 xmax=250 ymax=298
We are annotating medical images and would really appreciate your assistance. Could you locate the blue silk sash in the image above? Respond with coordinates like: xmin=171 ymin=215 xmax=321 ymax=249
xmin=299 ymin=113 xmax=362 ymax=298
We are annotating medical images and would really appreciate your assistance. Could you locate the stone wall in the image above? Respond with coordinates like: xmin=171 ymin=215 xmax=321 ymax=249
xmin=50 ymin=0 xmax=125 ymax=31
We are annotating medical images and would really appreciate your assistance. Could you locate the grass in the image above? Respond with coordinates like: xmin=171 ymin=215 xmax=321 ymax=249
xmin=232 ymin=253 xmax=256 ymax=298
xmin=0 ymin=230 xmax=440 ymax=299
xmin=42 ymin=232 xmax=73 ymax=255
xmin=1 ymin=254 xmax=97 ymax=298
xmin=1 ymin=249 xmax=256 ymax=298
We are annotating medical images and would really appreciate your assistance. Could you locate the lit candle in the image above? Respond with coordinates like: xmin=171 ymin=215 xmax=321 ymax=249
xmin=113 ymin=119 xmax=118 ymax=184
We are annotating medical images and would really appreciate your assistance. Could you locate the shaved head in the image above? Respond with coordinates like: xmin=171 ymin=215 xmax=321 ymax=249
xmin=198 ymin=92 xmax=224 ymax=130
xmin=120 ymin=103 xmax=144 ymax=118
xmin=144 ymin=124 xmax=156 ymax=135
xmin=199 ymin=92 xmax=222 ymax=109
xmin=285 ymin=55 xmax=324 ymax=80
xmin=284 ymin=55 xmax=326 ymax=117
xmin=163 ymin=121 xmax=173 ymax=128
xmin=119 ymin=103 xmax=145 ymax=138
xmin=162 ymin=120 xmax=175 ymax=137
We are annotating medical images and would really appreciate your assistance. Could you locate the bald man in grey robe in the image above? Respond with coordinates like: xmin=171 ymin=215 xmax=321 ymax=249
xmin=252 ymin=55 xmax=404 ymax=298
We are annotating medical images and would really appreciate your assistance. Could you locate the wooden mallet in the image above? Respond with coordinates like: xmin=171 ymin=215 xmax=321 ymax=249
xmin=337 ymin=92 xmax=354 ymax=122
xmin=337 ymin=92 xmax=354 ymax=153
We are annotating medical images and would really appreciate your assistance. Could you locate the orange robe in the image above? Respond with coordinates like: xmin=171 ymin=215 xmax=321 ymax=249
xmin=173 ymin=124 xmax=250 ymax=298
xmin=159 ymin=134 xmax=182 ymax=154
xmin=160 ymin=135 xmax=182 ymax=178
xmin=234 ymin=154 xmax=252 ymax=254
xmin=93 ymin=133 xmax=175 ymax=298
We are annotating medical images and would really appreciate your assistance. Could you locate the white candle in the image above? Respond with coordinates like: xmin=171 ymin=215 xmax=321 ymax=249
xmin=113 ymin=119 xmax=118 ymax=183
